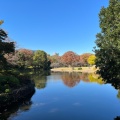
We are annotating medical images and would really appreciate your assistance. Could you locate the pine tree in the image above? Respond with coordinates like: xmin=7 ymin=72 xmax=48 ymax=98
xmin=0 ymin=20 xmax=15 ymax=71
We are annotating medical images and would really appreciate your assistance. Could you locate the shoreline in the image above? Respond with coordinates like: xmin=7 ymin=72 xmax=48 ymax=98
xmin=0 ymin=82 xmax=35 ymax=113
xmin=51 ymin=67 xmax=97 ymax=73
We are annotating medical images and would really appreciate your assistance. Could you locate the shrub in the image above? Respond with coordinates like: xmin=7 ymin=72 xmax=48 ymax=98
xmin=78 ymin=67 xmax=82 ymax=70
xmin=5 ymin=89 xmax=11 ymax=93
xmin=0 ymin=75 xmax=20 ymax=93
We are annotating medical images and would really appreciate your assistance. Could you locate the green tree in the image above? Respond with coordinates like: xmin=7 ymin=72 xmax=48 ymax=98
xmin=87 ymin=55 xmax=96 ymax=66
xmin=33 ymin=50 xmax=49 ymax=70
xmin=95 ymin=0 xmax=120 ymax=80
xmin=0 ymin=20 xmax=14 ymax=71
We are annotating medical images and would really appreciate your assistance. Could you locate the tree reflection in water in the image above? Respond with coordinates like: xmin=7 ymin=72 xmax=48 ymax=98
xmin=88 ymin=73 xmax=105 ymax=84
xmin=0 ymin=93 xmax=34 ymax=120
xmin=114 ymin=116 xmax=120 ymax=120
xmin=61 ymin=72 xmax=81 ymax=87
xmin=61 ymin=72 xmax=105 ymax=87
xmin=31 ymin=70 xmax=50 ymax=89
xmin=1 ymin=71 xmax=120 ymax=120
xmin=61 ymin=72 xmax=120 ymax=119
xmin=95 ymin=72 xmax=120 ymax=120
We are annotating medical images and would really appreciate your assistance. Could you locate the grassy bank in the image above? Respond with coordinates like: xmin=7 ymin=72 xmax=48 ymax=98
xmin=51 ymin=66 xmax=97 ymax=73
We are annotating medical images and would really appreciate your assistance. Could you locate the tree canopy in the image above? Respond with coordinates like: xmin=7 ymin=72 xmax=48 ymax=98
xmin=61 ymin=51 xmax=79 ymax=67
xmin=0 ymin=20 xmax=15 ymax=70
xmin=33 ymin=50 xmax=49 ymax=70
xmin=79 ymin=53 xmax=92 ymax=66
xmin=95 ymin=0 xmax=120 ymax=80
xmin=87 ymin=55 xmax=96 ymax=66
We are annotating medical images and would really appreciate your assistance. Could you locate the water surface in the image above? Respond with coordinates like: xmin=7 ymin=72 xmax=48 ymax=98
xmin=1 ymin=72 xmax=120 ymax=120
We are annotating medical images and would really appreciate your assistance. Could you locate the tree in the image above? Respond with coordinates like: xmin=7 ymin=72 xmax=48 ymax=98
xmin=61 ymin=51 xmax=79 ymax=67
xmin=0 ymin=20 xmax=15 ymax=71
xmin=87 ymin=55 xmax=96 ymax=66
xmin=5 ymin=49 xmax=33 ymax=68
xmin=33 ymin=50 xmax=49 ymax=70
xmin=95 ymin=0 xmax=120 ymax=80
xmin=48 ymin=53 xmax=62 ymax=68
xmin=79 ymin=53 xmax=92 ymax=66
xmin=17 ymin=49 xmax=33 ymax=68
xmin=48 ymin=53 xmax=60 ymax=63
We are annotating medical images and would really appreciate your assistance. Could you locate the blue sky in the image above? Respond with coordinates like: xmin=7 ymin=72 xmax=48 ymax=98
xmin=1 ymin=0 xmax=109 ymax=55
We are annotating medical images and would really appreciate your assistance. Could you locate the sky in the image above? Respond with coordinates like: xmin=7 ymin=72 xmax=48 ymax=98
xmin=1 ymin=0 xmax=109 ymax=55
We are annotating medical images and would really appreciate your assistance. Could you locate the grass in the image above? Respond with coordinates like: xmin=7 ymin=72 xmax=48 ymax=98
xmin=51 ymin=66 xmax=97 ymax=73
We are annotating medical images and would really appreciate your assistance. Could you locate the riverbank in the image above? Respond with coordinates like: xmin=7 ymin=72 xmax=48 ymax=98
xmin=0 ymin=82 xmax=35 ymax=113
xmin=51 ymin=66 xmax=97 ymax=73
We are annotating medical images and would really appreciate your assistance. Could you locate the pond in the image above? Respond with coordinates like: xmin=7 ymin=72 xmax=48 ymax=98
xmin=1 ymin=72 xmax=120 ymax=120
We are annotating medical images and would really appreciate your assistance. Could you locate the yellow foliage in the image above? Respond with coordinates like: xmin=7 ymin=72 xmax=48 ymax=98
xmin=87 ymin=55 xmax=96 ymax=65
xmin=0 ymin=20 xmax=4 ymax=25
xmin=88 ymin=73 xmax=104 ymax=84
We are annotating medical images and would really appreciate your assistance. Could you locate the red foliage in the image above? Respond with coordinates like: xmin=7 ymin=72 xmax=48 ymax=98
xmin=79 ymin=53 xmax=92 ymax=66
xmin=61 ymin=51 xmax=80 ymax=66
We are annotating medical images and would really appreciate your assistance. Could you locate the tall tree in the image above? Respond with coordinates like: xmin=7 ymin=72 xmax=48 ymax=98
xmin=0 ymin=20 xmax=14 ymax=71
xmin=61 ymin=51 xmax=79 ymax=67
xmin=95 ymin=0 xmax=120 ymax=80
xmin=33 ymin=50 xmax=49 ymax=70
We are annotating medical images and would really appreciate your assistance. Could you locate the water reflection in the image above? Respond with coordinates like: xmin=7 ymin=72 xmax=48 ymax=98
xmin=0 ymin=93 xmax=34 ymax=120
xmin=61 ymin=72 xmax=80 ymax=87
xmin=32 ymin=75 xmax=47 ymax=89
xmin=19 ymin=101 xmax=32 ymax=111
xmin=61 ymin=72 xmax=105 ymax=87
xmin=31 ymin=70 xmax=50 ymax=89
xmin=114 ymin=116 xmax=120 ymax=120
xmin=88 ymin=73 xmax=105 ymax=84
xmin=89 ymin=73 xmax=120 ymax=120
xmin=1 ymin=71 xmax=120 ymax=120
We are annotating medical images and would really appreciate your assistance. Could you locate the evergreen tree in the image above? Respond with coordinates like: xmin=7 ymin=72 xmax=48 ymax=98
xmin=95 ymin=0 xmax=120 ymax=80
xmin=0 ymin=20 xmax=15 ymax=71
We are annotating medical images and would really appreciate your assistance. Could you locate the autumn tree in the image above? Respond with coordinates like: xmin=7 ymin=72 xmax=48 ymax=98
xmin=79 ymin=53 xmax=92 ymax=66
xmin=17 ymin=49 xmax=33 ymax=68
xmin=61 ymin=51 xmax=79 ymax=67
xmin=0 ymin=20 xmax=15 ymax=71
xmin=5 ymin=49 xmax=34 ymax=68
xmin=95 ymin=0 xmax=120 ymax=80
xmin=4 ymin=52 xmax=18 ymax=66
xmin=48 ymin=53 xmax=63 ymax=68
xmin=87 ymin=54 xmax=96 ymax=66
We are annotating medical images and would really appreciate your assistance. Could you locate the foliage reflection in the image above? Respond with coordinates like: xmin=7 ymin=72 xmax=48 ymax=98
xmin=0 ymin=93 xmax=34 ymax=120
xmin=61 ymin=72 xmax=105 ymax=87
xmin=61 ymin=72 xmax=80 ymax=87
xmin=31 ymin=70 xmax=50 ymax=89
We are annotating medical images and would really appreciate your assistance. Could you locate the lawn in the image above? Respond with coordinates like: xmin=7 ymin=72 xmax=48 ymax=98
xmin=51 ymin=66 xmax=97 ymax=73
